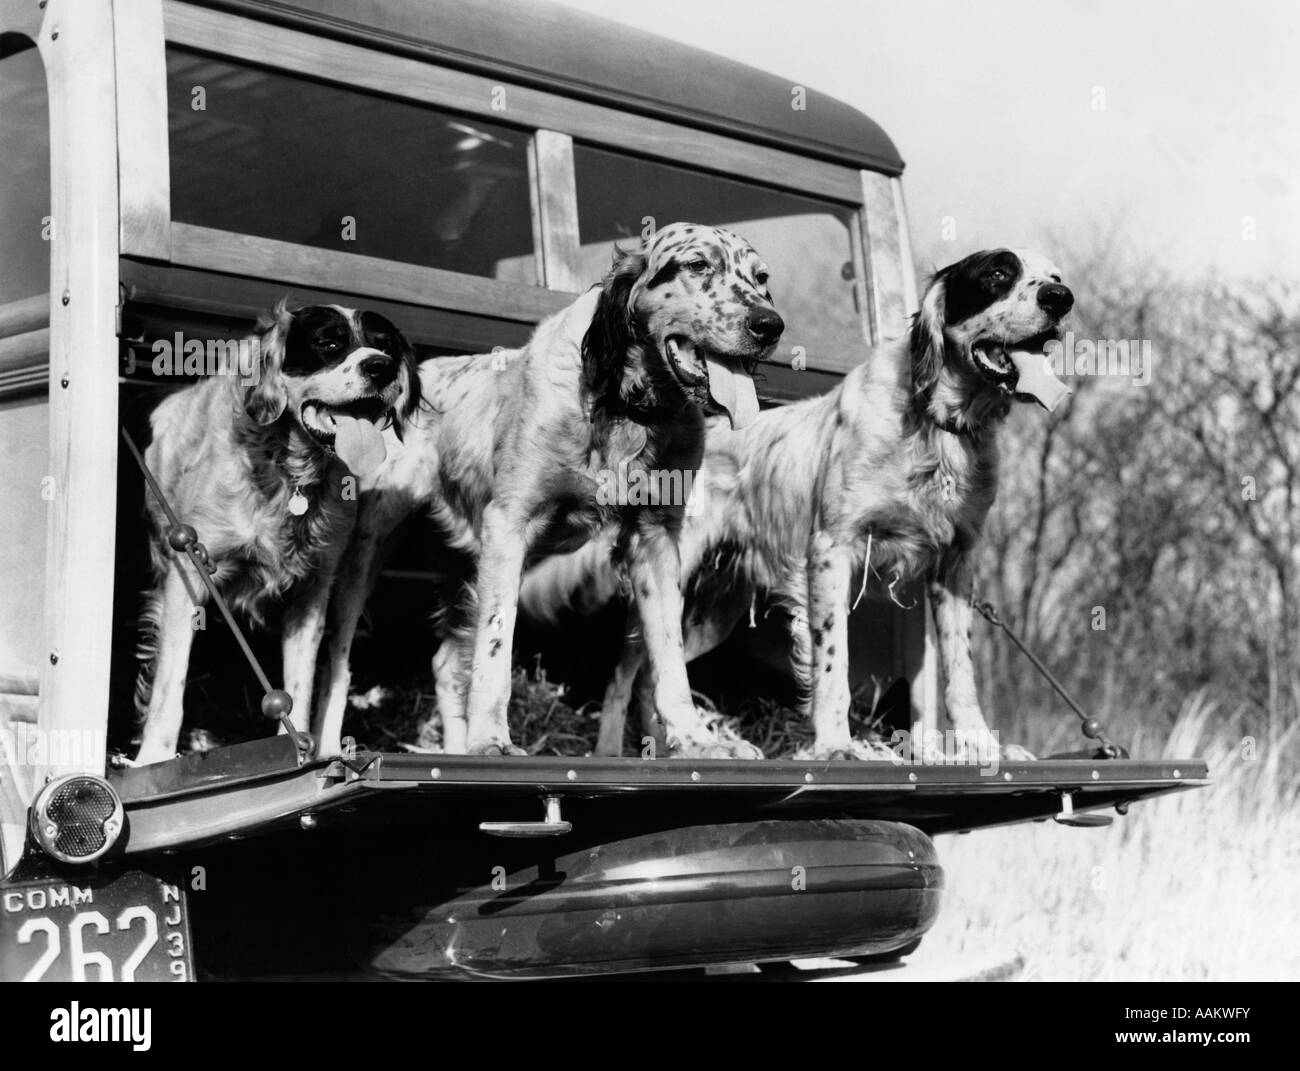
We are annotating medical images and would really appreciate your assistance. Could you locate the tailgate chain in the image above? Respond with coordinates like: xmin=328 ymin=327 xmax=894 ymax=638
xmin=974 ymin=598 xmax=1124 ymax=759
xmin=121 ymin=426 xmax=314 ymax=763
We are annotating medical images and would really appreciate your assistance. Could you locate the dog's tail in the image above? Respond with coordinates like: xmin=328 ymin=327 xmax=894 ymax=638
xmin=132 ymin=587 xmax=164 ymax=722
xmin=518 ymin=530 xmax=624 ymax=627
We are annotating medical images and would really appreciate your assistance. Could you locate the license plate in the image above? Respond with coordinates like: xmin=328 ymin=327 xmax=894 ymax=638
xmin=1 ymin=868 xmax=193 ymax=981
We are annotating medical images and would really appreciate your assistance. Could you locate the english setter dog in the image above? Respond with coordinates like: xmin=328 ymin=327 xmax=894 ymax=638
xmin=134 ymin=303 xmax=420 ymax=765
xmin=521 ymin=248 xmax=1073 ymax=760
xmin=315 ymin=223 xmax=783 ymax=758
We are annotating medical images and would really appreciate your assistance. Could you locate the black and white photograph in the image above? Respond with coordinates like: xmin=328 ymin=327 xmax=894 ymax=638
xmin=0 ymin=0 xmax=1295 ymax=1023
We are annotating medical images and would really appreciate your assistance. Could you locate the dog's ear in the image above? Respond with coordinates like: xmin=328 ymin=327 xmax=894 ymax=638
xmin=909 ymin=269 xmax=949 ymax=401
xmin=244 ymin=299 xmax=292 ymax=425
xmin=582 ymin=243 xmax=647 ymax=401
xmin=392 ymin=325 xmax=422 ymax=434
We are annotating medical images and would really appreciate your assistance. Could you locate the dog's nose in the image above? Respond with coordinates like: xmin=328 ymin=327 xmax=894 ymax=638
xmin=746 ymin=307 xmax=785 ymax=346
xmin=1038 ymin=283 xmax=1074 ymax=317
xmin=359 ymin=354 xmax=396 ymax=383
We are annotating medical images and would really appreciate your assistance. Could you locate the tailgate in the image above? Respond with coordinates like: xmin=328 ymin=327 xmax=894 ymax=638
xmin=104 ymin=737 xmax=1210 ymax=855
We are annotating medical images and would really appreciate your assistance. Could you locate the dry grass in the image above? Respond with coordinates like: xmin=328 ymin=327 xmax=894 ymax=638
xmin=341 ymin=662 xmax=893 ymax=758
xmin=924 ymin=693 xmax=1300 ymax=980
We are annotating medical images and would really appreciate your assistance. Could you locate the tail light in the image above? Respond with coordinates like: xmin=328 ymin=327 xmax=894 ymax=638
xmin=29 ymin=774 xmax=124 ymax=864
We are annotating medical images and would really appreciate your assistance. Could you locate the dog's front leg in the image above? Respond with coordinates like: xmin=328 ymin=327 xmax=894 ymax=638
xmin=315 ymin=498 xmax=409 ymax=758
xmin=629 ymin=527 xmax=760 ymax=759
xmin=136 ymin=561 xmax=203 ymax=765
xmin=281 ymin=529 xmax=350 ymax=746
xmin=596 ymin=607 xmax=644 ymax=757
xmin=806 ymin=531 xmax=855 ymax=758
xmin=462 ymin=503 xmax=528 ymax=755
xmin=432 ymin=635 xmax=470 ymax=754
xmin=929 ymin=556 xmax=1030 ymax=761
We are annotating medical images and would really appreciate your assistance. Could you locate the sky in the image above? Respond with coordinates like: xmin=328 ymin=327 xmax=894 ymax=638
xmin=552 ymin=0 xmax=1300 ymax=280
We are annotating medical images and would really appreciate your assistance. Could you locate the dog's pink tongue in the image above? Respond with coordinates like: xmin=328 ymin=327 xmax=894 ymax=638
xmin=1010 ymin=349 xmax=1072 ymax=412
xmin=705 ymin=357 xmax=760 ymax=429
xmin=333 ymin=413 xmax=388 ymax=475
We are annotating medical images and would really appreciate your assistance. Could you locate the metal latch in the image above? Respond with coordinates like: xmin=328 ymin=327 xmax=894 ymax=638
xmin=480 ymin=795 xmax=572 ymax=838
xmin=1053 ymin=791 xmax=1113 ymax=828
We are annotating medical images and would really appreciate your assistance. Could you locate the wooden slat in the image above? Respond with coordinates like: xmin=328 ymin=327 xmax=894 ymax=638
xmin=120 ymin=258 xmax=537 ymax=354
xmin=0 ymin=668 xmax=38 ymax=695
xmin=170 ymin=223 xmax=573 ymax=323
xmin=114 ymin=0 xmax=171 ymax=258
xmin=162 ymin=1 xmax=862 ymax=205
xmin=529 ymin=130 xmax=583 ymax=293
xmin=848 ymin=206 xmax=874 ymax=346
xmin=0 ymin=695 xmax=38 ymax=724
xmin=0 ymin=294 xmax=49 ymax=338
xmin=0 ymin=328 xmax=50 ymax=369
xmin=892 ymin=176 xmax=920 ymax=315
xmin=1 ymin=727 xmax=34 ymax=871
xmin=37 ymin=0 xmax=121 ymax=780
xmin=860 ymin=170 xmax=911 ymax=341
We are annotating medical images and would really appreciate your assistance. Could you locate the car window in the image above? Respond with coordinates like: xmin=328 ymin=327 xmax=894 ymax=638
xmin=0 ymin=40 xmax=50 ymax=306
xmin=573 ymin=144 xmax=863 ymax=365
xmin=166 ymin=48 xmax=537 ymax=283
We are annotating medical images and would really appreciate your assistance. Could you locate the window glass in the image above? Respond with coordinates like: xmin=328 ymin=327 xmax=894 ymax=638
xmin=166 ymin=48 xmax=536 ymax=283
xmin=574 ymin=145 xmax=863 ymax=364
xmin=0 ymin=39 xmax=50 ymax=305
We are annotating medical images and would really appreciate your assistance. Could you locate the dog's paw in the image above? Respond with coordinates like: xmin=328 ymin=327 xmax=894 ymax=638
xmin=132 ymin=745 xmax=178 ymax=767
xmin=795 ymin=738 xmax=900 ymax=762
xmin=467 ymin=740 xmax=528 ymax=757
xmin=665 ymin=730 xmax=763 ymax=760
xmin=1000 ymin=743 xmax=1037 ymax=762
xmin=793 ymin=743 xmax=858 ymax=762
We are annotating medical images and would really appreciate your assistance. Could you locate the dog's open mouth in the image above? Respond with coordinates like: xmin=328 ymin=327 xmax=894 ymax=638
xmin=971 ymin=327 xmax=1072 ymax=412
xmin=970 ymin=328 xmax=1061 ymax=384
xmin=662 ymin=335 xmax=762 ymax=430
xmin=663 ymin=335 xmax=710 ymax=392
xmin=300 ymin=396 xmax=394 ymax=474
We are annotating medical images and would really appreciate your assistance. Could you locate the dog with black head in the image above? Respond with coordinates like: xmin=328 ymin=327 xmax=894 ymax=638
xmin=134 ymin=302 xmax=420 ymax=764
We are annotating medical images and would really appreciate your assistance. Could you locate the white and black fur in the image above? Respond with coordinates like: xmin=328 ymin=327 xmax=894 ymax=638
xmin=133 ymin=303 xmax=420 ymax=765
xmin=521 ymin=248 xmax=1074 ymax=759
xmin=314 ymin=224 xmax=782 ymax=760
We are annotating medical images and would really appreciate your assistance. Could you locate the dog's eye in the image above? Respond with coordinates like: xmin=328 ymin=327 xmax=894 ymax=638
xmin=685 ymin=258 xmax=711 ymax=274
xmin=755 ymin=270 xmax=770 ymax=287
xmin=988 ymin=269 xmax=1008 ymax=283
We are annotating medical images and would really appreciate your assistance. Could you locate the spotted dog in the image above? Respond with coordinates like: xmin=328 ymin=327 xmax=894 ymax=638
xmin=315 ymin=223 xmax=783 ymax=758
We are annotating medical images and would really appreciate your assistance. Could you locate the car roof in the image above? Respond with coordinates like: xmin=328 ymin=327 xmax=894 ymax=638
xmin=197 ymin=0 xmax=904 ymax=175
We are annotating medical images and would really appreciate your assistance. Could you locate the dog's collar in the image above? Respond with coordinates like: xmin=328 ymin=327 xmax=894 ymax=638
xmin=912 ymin=384 xmax=1011 ymax=441
xmin=912 ymin=393 xmax=978 ymax=439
